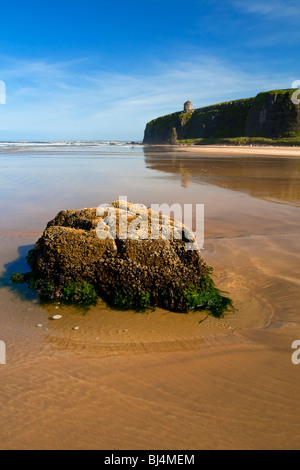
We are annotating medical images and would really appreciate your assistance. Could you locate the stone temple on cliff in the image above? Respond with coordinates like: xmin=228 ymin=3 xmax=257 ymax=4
xmin=184 ymin=101 xmax=193 ymax=112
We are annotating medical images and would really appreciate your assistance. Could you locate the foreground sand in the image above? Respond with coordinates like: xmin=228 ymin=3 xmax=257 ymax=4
xmin=0 ymin=144 xmax=299 ymax=449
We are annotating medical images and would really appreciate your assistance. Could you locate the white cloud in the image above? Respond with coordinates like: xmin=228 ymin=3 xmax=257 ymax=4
xmin=0 ymin=55 xmax=293 ymax=140
xmin=232 ymin=0 xmax=300 ymax=20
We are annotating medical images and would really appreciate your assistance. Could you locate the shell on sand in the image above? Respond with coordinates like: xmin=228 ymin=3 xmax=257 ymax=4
xmin=51 ymin=315 xmax=62 ymax=320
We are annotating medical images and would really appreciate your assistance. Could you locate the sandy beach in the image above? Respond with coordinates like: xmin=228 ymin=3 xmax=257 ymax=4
xmin=181 ymin=144 xmax=300 ymax=157
xmin=0 ymin=143 xmax=299 ymax=449
xmin=149 ymin=144 xmax=300 ymax=158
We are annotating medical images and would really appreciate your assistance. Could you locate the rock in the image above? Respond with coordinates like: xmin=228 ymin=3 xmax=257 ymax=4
xmin=51 ymin=315 xmax=62 ymax=320
xmin=35 ymin=324 xmax=43 ymax=328
xmin=73 ymin=327 xmax=79 ymax=331
xmin=23 ymin=200 xmax=232 ymax=316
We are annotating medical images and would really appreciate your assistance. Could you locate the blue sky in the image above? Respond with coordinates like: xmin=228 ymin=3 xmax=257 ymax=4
xmin=0 ymin=0 xmax=299 ymax=140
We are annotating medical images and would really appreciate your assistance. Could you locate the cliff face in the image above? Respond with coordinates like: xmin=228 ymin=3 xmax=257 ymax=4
xmin=143 ymin=89 xmax=300 ymax=144
xmin=245 ymin=91 xmax=300 ymax=137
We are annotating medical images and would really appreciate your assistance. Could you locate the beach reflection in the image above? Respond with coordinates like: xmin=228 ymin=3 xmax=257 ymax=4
xmin=144 ymin=147 xmax=300 ymax=206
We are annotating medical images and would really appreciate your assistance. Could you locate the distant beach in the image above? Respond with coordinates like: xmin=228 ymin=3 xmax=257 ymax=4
xmin=143 ymin=144 xmax=300 ymax=157
xmin=181 ymin=144 xmax=300 ymax=157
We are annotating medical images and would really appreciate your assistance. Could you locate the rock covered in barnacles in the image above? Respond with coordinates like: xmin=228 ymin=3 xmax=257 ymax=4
xmin=23 ymin=201 xmax=232 ymax=315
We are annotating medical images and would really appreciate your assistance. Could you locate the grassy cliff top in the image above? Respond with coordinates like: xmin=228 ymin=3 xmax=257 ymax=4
xmin=148 ymin=89 xmax=298 ymax=124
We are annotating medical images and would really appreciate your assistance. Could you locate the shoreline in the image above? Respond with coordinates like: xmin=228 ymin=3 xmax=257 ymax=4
xmin=144 ymin=144 xmax=300 ymax=157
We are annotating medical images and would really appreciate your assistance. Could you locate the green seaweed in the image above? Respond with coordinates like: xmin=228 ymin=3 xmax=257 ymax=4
xmin=11 ymin=272 xmax=26 ymax=284
xmin=10 ymin=270 xmax=232 ymax=317
xmin=27 ymin=277 xmax=56 ymax=300
xmin=113 ymin=290 xmax=151 ymax=310
xmin=183 ymin=275 xmax=233 ymax=318
xmin=11 ymin=271 xmax=98 ymax=306
xmin=62 ymin=282 xmax=98 ymax=305
xmin=108 ymin=270 xmax=232 ymax=318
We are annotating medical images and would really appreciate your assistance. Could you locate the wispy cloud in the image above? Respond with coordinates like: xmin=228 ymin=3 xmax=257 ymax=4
xmin=0 ymin=55 xmax=293 ymax=140
xmin=232 ymin=0 xmax=300 ymax=20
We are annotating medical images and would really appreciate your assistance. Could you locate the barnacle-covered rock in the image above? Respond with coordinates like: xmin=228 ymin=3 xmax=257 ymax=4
xmin=16 ymin=201 xmax=232 ymax=316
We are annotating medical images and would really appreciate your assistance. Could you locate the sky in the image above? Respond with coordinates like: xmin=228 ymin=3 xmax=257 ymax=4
xmin=0 ymin=0 xmax=299 ymax=141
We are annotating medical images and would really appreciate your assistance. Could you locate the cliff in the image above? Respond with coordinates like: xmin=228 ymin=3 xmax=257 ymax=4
xmin=143 ymin=89 xmax=300 ymax=144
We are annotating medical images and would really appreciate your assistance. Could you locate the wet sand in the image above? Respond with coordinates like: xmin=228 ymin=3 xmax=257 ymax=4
xmin=181 ymin=144 xmax=300 ymax=157
xmin=0 ymin=144 xmax=299 ymax=449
